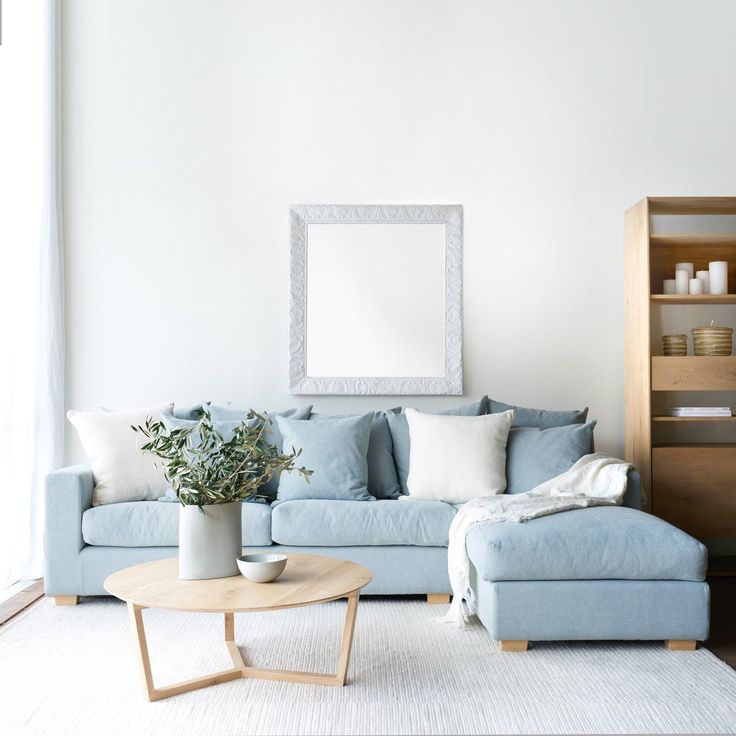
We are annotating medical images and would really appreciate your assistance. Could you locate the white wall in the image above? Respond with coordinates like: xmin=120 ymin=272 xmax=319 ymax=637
xmin=62 ymin=0 xmax=736 ymax=464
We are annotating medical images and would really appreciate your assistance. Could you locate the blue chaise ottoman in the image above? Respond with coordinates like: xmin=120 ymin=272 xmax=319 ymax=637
xmin=467 ymin=496 xmax=710 ymax=651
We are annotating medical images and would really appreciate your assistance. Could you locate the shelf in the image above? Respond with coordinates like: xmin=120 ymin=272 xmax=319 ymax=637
xmin=651 ymin=294 xmax=736 ymax=304
xmin=650 ymin=233 xmax=736 ymax=247
xmin=648 ymin=197 xmax=736 ymax=215
xmin=652 ymin=415 xmax=736 ymax=422
xmin=652 ymin=356 xmax=736 ymax=391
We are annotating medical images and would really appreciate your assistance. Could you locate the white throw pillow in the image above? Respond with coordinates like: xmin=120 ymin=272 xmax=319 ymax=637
xmin=67 ymin=403 xmax=174 ymax=506
xmin=405 ymin=408 xmax=514 ymax=503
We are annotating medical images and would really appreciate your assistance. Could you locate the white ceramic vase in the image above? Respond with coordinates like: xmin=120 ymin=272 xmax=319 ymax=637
xmin=179 ymin=501 xmax=242 ymax=580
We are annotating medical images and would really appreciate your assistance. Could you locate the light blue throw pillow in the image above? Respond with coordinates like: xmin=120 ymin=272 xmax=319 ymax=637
xmin=489 ymin=399 xmax=588 ymax=428
xmin=387 ymin=397 xmax=489 ymax=495
xmin=505 ymin=421 xmax=597 ymax=493
xmin=275 ymin=413 xmax=374 ymax=502
xmin=310 ymin=410 xmax=401 ymax=499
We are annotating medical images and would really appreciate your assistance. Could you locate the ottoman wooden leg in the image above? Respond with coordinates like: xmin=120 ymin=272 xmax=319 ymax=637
xmin=666 ymin=640 xmax=697 ymax=651
xmin=426 ymin=594 xmax=451 ymax=604
xmin=500 ymin=640 xmax=529 ymax=652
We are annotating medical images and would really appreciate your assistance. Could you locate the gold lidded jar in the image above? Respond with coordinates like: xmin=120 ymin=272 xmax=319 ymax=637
xmin=692 ymin=321 xmax=733 ymax=356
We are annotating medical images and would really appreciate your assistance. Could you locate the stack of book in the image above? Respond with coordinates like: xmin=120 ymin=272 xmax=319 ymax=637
xmin=667 ymin=406 xmax=732 ymax=417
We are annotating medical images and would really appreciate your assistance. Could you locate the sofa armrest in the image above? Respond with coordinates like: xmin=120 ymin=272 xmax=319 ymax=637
xmin=44 ymin=464 xmax=94 ymax=595
xmin=623 ymin=468 xmax=642 ymax=510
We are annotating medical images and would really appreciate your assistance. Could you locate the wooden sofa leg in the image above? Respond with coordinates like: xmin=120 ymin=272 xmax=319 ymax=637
xmin=53 ymin=596 xmax=79 ymax=606
xmin=426 ymin=594 xmax=451 ymax=604
xmin=500 ymin=640 xmax=528 ymax=652
xmin=666 ymin=640 xmax=696 ymax=651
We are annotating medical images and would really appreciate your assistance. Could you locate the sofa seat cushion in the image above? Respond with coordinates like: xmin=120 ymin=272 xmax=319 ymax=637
xmin=271 ymin=499 xmax=457 ymax=547
xmin=82 ymin=501 xmax=272 ymax=547
xmin=466 ymin=506 xmax=708 ymax=583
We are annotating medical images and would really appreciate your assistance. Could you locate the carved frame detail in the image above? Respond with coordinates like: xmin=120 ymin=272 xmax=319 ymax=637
xmin=289 ymin=204 xmax=463 ymax=395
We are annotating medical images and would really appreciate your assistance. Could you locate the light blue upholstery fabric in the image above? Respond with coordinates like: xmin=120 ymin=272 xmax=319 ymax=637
xmin=473 ymin=575 xmax=710 ymax=641
xmin=489 ymin=399 xmax=588 ymax=428
xmin=276 ymin=413 xmax=374 ymax=501
xmin=44 ymin=464 xmax=94 ymax=595
xmin=82 ymin=500 xmax=272 ymax=547
xmin=387 ymin=397 xmax=489 ymax=495
xmin=81 ymin=544 xmax=450 ymax=596
xmin=311 ymin=410 xmax=401 ymax=499
xmin=172 ymin=403 xmax=208 ymax=420
xmin=271 ymin=499 xmax=456 ymax=547
xmin=207 ymin=404 xmax=312 ymax=451
xmin=466 ymin=506 xmax=708 ymax=582
xmin=161 ymin=412 xmax=242 ymax=441
xmin=506 ymin=422 xmax=596 ymax=493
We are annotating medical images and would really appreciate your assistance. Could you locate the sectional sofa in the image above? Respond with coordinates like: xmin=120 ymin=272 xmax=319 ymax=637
xmin=46 ymin=400 xmax=710 ymax=650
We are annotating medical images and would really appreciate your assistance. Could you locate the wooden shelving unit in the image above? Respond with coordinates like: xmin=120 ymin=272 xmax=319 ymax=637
xmin=625 ymin=197 xmax=736 ymax=552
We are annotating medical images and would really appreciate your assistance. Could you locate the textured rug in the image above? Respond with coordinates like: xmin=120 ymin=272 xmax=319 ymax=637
xmin=1 ymin=597 xmax=736 ymax=735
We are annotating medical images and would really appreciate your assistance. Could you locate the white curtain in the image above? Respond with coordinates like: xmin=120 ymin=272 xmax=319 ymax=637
xmin=0 ymin=0 xmax=64 ymax=589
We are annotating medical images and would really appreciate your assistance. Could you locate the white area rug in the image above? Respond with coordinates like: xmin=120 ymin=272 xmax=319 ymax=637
xmin=1 ymin=597 xmax=736 ymax=735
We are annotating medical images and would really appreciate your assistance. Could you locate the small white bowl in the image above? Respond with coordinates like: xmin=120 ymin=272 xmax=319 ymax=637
xmin=237 ymin=553 xmax=287 ymax=583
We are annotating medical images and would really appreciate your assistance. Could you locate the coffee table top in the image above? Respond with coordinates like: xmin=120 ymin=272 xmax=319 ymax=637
xmin=104 ymin=553 xmax=372 ymax=613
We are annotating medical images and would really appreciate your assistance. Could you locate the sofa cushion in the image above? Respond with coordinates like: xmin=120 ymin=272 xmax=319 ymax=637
xmin=276 ymin=413 xmax=374 ymax=501
xmin=271 ymin=499 xmax=457 ymax=546
xmin=488 ymin=399 xmax=588 ymax=428
xmin=68 ymin=403 xmax=174 ymax=506
xmin=466 ymin=506 xmax=708 ymax=582
xmin=506 ymin=422 xmax=596 ymax=493
xmin=405 ymin=409 xmax=514 ymax=503
xmin=311 ymin=410 xmax=401 ymax=499
xmin=387 ymin=397 xmax=489 ymax=495
xmin=82 ymin=501 xmax=272 ymax=547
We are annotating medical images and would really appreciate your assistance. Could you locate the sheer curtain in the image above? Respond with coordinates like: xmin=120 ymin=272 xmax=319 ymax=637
xmin=0 ymin=0 xmax=64 ymax=589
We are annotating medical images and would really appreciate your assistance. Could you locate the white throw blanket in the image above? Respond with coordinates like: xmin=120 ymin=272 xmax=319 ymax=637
xmin=444 ymin=453 xmax=632 ymax=627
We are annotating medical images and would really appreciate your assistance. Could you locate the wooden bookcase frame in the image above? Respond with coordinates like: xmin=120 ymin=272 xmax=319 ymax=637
xmin=624 ymin=197 xmax=736 ymax=544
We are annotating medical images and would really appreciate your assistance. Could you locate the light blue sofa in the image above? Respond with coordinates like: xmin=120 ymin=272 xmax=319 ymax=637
xmin=44 ymin=463 xmax=710 ymax=649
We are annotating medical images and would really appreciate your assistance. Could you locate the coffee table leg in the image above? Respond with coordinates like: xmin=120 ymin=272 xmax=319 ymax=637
xmin=128 ymin=603 xmax=156 ymax=700
xmin=336 ymin=591 xmax=359 ymax=686
xmin=224 ymin=611 xmax=235 ymax=642
xmin=127 ymin=602 xmax=241 ymax=702
xmin=240 ymin=592 xmax=361 ymax=687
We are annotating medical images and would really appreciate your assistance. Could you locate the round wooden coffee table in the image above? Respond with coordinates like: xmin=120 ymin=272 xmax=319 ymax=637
xmin=105 ymin=552 xmax=372 ymax=701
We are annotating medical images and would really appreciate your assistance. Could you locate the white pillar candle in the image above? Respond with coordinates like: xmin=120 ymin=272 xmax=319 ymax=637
xmin=709 ymin=261 xmax=728 ymax=295
xmin=663 ymin=279 xmax=676 ymax=295
xmin=689 ymin=278 xmax=703 ymax=295
xmin=696 ymin=270 xmax=710 ymax=294
xmin=675 ymin=262 xmax=694 ymax=279
xmin=675 ymin=269 xmax=690 ymax=295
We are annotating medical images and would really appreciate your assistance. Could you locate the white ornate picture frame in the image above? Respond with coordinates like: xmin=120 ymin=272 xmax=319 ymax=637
xmin=289 ymin=204 xmax=463 ymax=395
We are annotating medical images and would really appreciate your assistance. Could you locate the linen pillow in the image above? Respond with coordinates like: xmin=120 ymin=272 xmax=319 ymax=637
xmin=310 ymin=410 xmax=401 ymax=499
xmin=405 ymin=408 xmax=514 ymax=503
xmin=275 ymin=413 xmax=374 ymax=502
xmin=488 ymin=399 xmax=588 ymax=428
xmin=387 ymin=397 xmax=489 ymax=495
xmin=506 ymin=421 xmax=597 ymax=493
xmin=67 ymin=403 xmax=174 ymax=506
xmin=207 ymin=405 xmax=313 ymax=494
